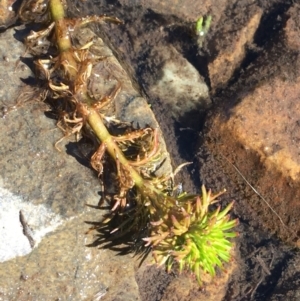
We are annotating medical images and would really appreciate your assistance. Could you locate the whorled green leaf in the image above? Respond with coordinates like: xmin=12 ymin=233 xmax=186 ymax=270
xmin=149 ymin=185 xmax=238 ymax=284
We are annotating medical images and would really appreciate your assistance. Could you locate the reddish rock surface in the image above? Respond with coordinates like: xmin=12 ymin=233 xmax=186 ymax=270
xmin=0 ymin=0 xmax=18 ymax=28
xmin=285 ymin=4 xmax=300 ymax=50
xmin=208 ymin=7 xmax=262 ymax=90
xmin=204 ymin=5 xmax=300 ymax=246
xmin=206 ymin=78 xmax=300 ymax=245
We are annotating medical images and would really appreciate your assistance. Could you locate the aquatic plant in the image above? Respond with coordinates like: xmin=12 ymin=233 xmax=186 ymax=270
xmin=18 ymin=0 xmax=238 ymax=283
xmin=194 ymin=15 xmax=212 ymax=48
xmin=195 ymin=15 xmax=212 ymax=37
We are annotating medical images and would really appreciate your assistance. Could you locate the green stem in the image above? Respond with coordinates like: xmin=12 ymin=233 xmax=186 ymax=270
xmin=87 ymin=107 xmax=144 ymax=188
xmin=49 ymin=0 xmax=65 ymax=21
xmin=50 ymin=0 xmax=77 ymax=79
xmin=49 ymin=0 xmax=161 ymax=195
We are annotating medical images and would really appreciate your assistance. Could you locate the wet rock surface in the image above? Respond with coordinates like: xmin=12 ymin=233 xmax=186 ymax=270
xmin=208 ymin=7 xmax=263 ymax=90
xmin=0 ymin=0 xmax=18 ymax=29
xmin=1 ymin=0 xmax=300 ymax=300
xmin=202 ymin=1 xmax=300 ymax=246
xmin=0 ymin=19 xmax=172 ymax=301
xmin=0 ymin=24 xmax=144 ymax=300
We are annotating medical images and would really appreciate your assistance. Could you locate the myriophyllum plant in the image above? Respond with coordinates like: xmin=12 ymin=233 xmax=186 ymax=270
xmin=146 ymin=186 xmax=237 ymax=282
xmin=18 ymin=0 xmax=238 ymax=283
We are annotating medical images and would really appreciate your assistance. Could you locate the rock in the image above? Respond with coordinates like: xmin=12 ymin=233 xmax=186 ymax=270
xmin=161 ymin=256 xmax=237 ymax=301
xmin=284 ymin=4 xmax=300 ymax=50
xmin=136 ymin=247 xmax=237 ymax=301
xmin=0 ymin=209 xmax=142 ymax=300
xmin=0 ymin=27 xmax=31 ymax=106
xmin=148 ymin=45 xmax=211 ymax=124
xmin=268 ymin=255 xmax=300 ymax=301
xmin=0 ymin=23 xmax=170 ymax=301
xmin=0 ymin=0 xmax=17 ymax=29
xmin=69 ymin=0 xmax=228 ymax=23
xmin=91 ymin=1 xmax=300 ymax=300
xmin=0 ymin=7 xmax=238 ymax=301
xmin=204 ymin=7 xmax=300 ymax=246
xmin=6 ymin=0 xmax=300 ymax=300
xmin=208 ymin=7 xmax=262 ymax=90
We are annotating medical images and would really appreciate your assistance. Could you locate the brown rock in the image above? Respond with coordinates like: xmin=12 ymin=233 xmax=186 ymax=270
xmin=136 ymin=247 xmax=237 ymax=301
xmin=0 ymin=22 xmax=171 ymax=301
xmin=69 ymin=0 xmax=228 ymax=23
xmin=149 ymin=45 xmax=211 ymax=122
xmin=0 ymin=0 xmax=17 ymax=28
xmin=161 ymin=257 xmax=237 ymax=301
xmin=285 ymin=4 xmax=300 ymax=50
xmin=206 ymin=54 xmax=300 ymax=246
xmin=209 ymin=7 xmax=262 ymax=90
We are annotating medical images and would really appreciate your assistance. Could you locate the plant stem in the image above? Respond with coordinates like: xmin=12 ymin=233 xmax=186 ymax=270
xmin=87 ymin=107 xmax=145 ymax=188
xmin=49 ymin=0 xmax=78 ymax=79
xmin=42 ymin=1 xmax=237 ymax=283
xmin=49 ymin=0 xmax=156 ymax=193
xmin=49 ymin=0 xmax=65 ymax=21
